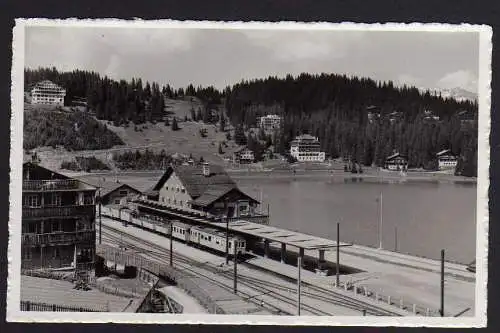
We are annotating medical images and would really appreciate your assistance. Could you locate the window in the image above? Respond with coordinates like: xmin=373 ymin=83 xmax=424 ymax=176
xmin=22 ymin=248 xmax=32 ymax=260
xmin=84 ymin=193 xmax=94 ymax=205
xmin=119 ymin=190 xmax=128 ymax=196
xmin=165 ymin=186 xmax=169 ymax=190
xmin=114 ymin=199 xmax=120 ymax=204
xmin=181 ymin=189 xmax=186 ymax=193
xmin=52 ymin=221 xmax=60 ymax=232
xmin=46 ymin=193 xmax=61 ymax=207
xmin=24 ymin=195 xmax=40 ymax=208
xmin=53 ymin=247 xmax=60 ymax=259
xmin=27 ymin=222 xmax=36 ymax=233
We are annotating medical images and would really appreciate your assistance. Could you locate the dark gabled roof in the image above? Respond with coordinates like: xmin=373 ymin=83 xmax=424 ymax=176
xmin=100 ymin=183 xmax=142 ymax=198
xmin=77 ymin=177 xmax=142 ymax=197
xmin=436 ymin=149 xmax=454 ymax=157
xmin=191 ymin=186 xmax=259 ymax=207
xmin=385 ymin=153 xmax=407 ymax=161
xmin=23 ymin=162 xmax=69 ymax=180
xmin=153 ymin=164 xmax=237 ymax=199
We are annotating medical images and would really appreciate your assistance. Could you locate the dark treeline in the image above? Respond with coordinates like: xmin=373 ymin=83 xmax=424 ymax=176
xmin=61 ymin=156 xmax=110 ymax=172
xmin=25 ymin=67 xmax=222 ymax=126
xmin=25 ymin=68 xmax=478 ymax=176
xmin=223 ymin=73 xmax=478 ymax=176
xmin=113 ymin=149 xmax=172 ymax=170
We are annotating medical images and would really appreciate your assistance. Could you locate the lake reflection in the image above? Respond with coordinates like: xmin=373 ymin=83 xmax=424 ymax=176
xmin=236 ymin=175 xmax=477 ymax=264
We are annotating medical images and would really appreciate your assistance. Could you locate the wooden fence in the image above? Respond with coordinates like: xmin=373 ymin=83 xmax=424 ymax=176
xmin=21 ymin=300 xmax=103 ymax=312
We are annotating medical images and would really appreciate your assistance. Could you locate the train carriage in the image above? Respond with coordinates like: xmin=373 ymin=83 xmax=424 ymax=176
xmin=192 ymin=226 xmax=246 ymax=255
xmin=229 ymin=236 xmax=247 ymax=255
xmin=171 ymin=221 xmax=191 ymax=242
xmin=120 ymin=209 xmax=132 ymax=226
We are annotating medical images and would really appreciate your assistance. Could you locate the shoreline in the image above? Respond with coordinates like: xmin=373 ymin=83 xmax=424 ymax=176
xmin=69 ymin=167 xmax=477 ymax=184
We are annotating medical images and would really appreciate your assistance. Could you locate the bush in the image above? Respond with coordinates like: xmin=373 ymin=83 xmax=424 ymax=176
xmin=61 ymin=157 xmax=110 ymax=172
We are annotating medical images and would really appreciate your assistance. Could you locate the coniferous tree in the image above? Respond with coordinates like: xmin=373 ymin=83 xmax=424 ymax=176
xmin=171 ymin=117 xmax=179 ymax=131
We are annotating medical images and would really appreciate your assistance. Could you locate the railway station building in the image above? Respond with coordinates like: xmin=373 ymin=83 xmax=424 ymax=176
xmin=146 ymin=163 xmax=264 ymax=221
xmin=21 ymin=161 xmax=97 ymax=275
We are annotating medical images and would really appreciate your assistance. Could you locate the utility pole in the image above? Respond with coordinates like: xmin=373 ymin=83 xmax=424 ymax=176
xmin=98 ymin=187 xmax=102 ymax=245
xmin=169 ymin=223 xmax=173 ymax=266
xmin=233 ymin=243 xmax=237 ymax=294
xmin=378 ymin=191 xmax=383 ymax=249
xmin=394 ymin=226 xmax=398 ymax=252
xmin=297 ymin=255 xmax=302 ymax=316
xmin=225 ymin=200 xmax=229 ymax=265
xmin=336 ymin=222 xmax=340 ymax=287
xmin=440 ymin=249 xmax=445 ymax=317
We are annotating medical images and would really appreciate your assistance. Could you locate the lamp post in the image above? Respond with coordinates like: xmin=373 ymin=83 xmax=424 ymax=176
xmin=98 ymin=187 xmax=102 ymax=245
xmin=169 ymin=222 xmax=173 ymax=266
xmin=336 ymin=222 xmax=340 ymax=287
xmin=440 ymin=249 xmax=445 ymax=317
xmin=225 ymin=199 xmax=229 ymax=265
xmin=297 ymin=255 xmax=302 ymax=316
xmin=233 ymin=243 xmax=238 ymax=294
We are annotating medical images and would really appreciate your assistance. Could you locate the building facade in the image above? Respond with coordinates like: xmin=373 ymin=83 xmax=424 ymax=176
xmin=259 ymin=114 xmax=282 ymax=133
xmin=150 ymin=163 xmax=262 ymax=220
xmin=290 ymin=134 xmax=326 ymax=162
xmin=384 ymin=153 xmax=408 ymax=171
xmin=436 ymin=149 xmax=458 ymax=170
xmin=233 ymin=148 xmax=255 ymax=164
xmin=22 ymin=162 xmax=96 ymax=272
xmin=30 ymin=80 xmax=66 ymax=106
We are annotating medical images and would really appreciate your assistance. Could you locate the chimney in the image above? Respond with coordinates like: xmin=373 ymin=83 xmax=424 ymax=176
xmin=202 ymin=162 xmax=210 ymax=177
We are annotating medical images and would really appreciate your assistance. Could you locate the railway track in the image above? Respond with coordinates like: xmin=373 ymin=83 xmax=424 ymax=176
xmin=99 ymin=222 xmax=405 ymax=316
xmin=100 ymin=227 xmax=329 ymax=315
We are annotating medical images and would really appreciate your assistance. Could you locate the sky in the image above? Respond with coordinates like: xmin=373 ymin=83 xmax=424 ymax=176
xmin=24 ymin=24 xmax=480 ymax=93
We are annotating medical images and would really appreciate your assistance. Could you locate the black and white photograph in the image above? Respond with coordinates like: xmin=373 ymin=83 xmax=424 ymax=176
xmin=7 ymin=20 xmax=491 ymax=327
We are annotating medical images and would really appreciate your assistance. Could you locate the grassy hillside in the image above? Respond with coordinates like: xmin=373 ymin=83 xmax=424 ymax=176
xmin=27 ymin=99 xmax=242 ymax=172
xmin=24 ymin=104 xmax=124 ymax=151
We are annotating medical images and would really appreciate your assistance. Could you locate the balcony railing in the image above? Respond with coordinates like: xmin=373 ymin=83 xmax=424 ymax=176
xmin=22 ymin=230 xmax=95 ymax=246
xmin=23 ymin=179 xmax=81 ymax=191
xmin=23 ymin=205 xmax=95 ymax=219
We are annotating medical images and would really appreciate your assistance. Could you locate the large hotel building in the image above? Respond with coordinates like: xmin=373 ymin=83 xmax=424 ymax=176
xmin=259 ymin=114 xmax=282 ymax=133
xmin=290 ymin=134 xmax=326 ymax=162
xmin=29 ymin=80 xmax=66 ymax=106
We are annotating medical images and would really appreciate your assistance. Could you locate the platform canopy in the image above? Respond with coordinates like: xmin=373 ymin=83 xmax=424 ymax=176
xmin=229 ymin=220 xmax=351 ymax=250
xmin=134 ymin=199 xmax=351 ymax=250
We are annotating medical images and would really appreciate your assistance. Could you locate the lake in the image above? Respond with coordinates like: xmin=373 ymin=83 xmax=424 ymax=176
xmin=235 ymin=174 xmax=477 ymax=264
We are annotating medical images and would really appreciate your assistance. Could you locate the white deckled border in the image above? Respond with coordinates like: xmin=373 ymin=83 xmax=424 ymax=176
xmin=7 ymin=19 xmax=492 ymax=327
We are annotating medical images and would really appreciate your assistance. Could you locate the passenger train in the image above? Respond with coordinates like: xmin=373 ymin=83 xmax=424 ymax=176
xmin=101 ymin=206 xmax=247 ymax=256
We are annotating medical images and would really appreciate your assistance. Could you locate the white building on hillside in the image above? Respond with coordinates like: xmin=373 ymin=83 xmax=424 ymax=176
xmin=436 ymin=149 xmax=458 ymax=170
xmin=290 ymin=134 xmax=325 ymax=162
xmin=259 ymin=114 xmax=282 ymax=133
xmin=30 ymin=80 xmax=66 ymax=106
